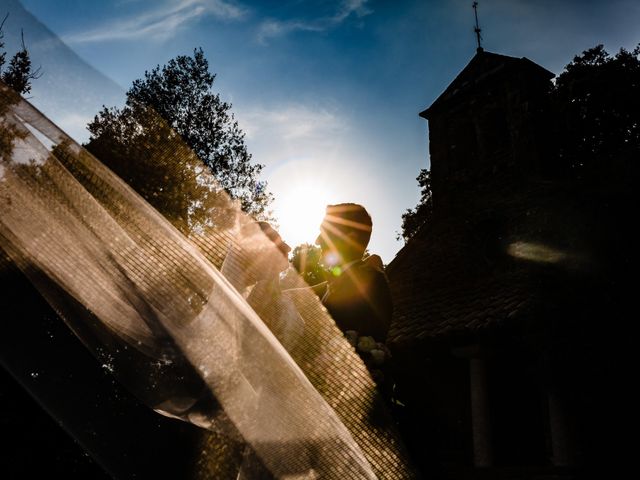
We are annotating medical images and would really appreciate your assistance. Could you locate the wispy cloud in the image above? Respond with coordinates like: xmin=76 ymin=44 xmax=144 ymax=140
xmin=332 ymin=0 xmax=373 ymax=23
xmin=65 ymin=0 xmax=247 ymax=45
xmin=257 ymin=0 xmax=372 ymax=44
xmin=236 ymin=102 xmax=350 ymax=172
xmin=240 ymin=104 xmax=347 ymax=144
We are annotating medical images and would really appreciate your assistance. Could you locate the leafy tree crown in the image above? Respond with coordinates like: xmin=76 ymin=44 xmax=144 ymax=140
xmin=0 ymin=15 xmax=42 ymax=96
xmin=85 ymin=48 xmax=273 ymax=233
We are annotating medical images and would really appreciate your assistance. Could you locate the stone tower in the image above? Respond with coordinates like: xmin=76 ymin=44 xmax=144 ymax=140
xmin=420 ymin=50 xmax=554 ymax=209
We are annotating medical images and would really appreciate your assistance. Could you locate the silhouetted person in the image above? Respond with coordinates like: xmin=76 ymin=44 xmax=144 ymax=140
xmin=315 ymin=203 xmax=392 ymax=343
xmin=222 ymin=222 xmax=301 ymax=480
xmin=223 ymin=222 xmax=290 ymax=294
xmin=222 ymin=221 xmax=304 ymax=350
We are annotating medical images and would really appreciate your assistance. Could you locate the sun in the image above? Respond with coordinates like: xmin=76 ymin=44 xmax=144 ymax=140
xmin=275 ymin=182 xmax=333 ymax=249
xmin=266 ymin=158 xmax=351 ymax=250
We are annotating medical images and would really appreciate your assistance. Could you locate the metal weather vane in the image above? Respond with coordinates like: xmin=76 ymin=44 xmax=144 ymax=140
xmin=473 ymin=1 xmax=483 ymax=52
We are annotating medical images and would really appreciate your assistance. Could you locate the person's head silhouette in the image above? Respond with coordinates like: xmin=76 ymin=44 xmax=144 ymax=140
xmin=315 ymin=203 xmax=372 ymax=266
xmin=254 ymin=221 xmax=291 ymax=263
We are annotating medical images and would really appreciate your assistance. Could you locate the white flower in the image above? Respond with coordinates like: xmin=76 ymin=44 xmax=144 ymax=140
xmin=357 ymin=336 xmax=376 ymax=353
xmin=370 ymin=349 xmax=386 ymax=365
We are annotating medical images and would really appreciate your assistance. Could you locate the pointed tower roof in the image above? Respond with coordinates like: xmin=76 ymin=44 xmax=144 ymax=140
xmin=420 ymin=50 xmax=554 ymax=119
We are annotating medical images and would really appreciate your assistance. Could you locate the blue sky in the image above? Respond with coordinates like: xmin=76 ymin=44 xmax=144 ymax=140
xmin=8 ymin=0 xmax=640 ymax=262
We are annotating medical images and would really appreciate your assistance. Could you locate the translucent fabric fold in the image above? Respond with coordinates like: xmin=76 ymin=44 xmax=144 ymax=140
xmin=0 ymin=83 xmax=416 ymax=479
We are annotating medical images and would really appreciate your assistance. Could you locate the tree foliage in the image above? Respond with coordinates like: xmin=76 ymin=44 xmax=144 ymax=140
xmin=553 ymin=43 xmax=640 ymax=177
xmin=399 ymin=168 xmax=432 ymax=242
xmin=0 ymin=15 xmax=41 ymax=96
xmin=1 ymin=14 xmax=40 ymax=161
xmin=290 ymin=243 xmax=325 ymax=288
xmin=85 ymin=48 xmax=272 ymax=233
xmin=86 ymin=103 xmax=233 ymax=233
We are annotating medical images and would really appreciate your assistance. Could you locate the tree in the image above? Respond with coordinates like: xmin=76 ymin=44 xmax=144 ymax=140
xmin=0 ymin=15 xmax=41 ymax=96
xmin=1 ymin=14 xmax=40 ymax=162
xmin=290 ymin=243 xmax=325 ymax=290
xmin=552 ymin=44 xmax=640 ymax=178
xmin=0 ymin=15 xmax=5 ymax=76
xmin=398 ymin=168 xmax=432 ymax=242
xmin=85 ymin=48 xmax=272 ymax=233
xmin=85 ymin=102 xmax=232 ymax=233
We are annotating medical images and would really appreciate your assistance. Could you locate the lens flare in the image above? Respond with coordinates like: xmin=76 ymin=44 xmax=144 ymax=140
xmin=274 ymin=182 xmax=336 ymax=248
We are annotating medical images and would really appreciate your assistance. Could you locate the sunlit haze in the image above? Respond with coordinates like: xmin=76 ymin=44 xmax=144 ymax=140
xmin=274 ymin=184 xmax=331 ymax=250
xmin=267 ymin=160 xmax=340 ymax=249
xmin=5 ymin=0 xmax=640 ymax=262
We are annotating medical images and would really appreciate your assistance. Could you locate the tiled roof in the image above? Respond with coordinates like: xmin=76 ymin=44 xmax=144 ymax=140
xmin=386 ymin=180 xmax=592 ymax=350
xmin=421 ymin=50 xmax=554 ymax=119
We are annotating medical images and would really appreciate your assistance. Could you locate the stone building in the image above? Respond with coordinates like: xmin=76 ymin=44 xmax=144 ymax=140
xmin=386 ymin=49 xmax=630 ymax=479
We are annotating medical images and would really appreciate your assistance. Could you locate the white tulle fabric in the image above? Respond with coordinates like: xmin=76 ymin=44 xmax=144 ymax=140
xmin=0 ymin=84 xmax=414 ymax=479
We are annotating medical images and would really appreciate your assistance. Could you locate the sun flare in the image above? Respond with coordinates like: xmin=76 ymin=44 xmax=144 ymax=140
xmin=275 ymin=182 xmax=334 ymax=250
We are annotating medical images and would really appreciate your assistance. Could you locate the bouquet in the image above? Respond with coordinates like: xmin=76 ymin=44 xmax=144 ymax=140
xmin=344 ymin=330 xmax=391 ymax=386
